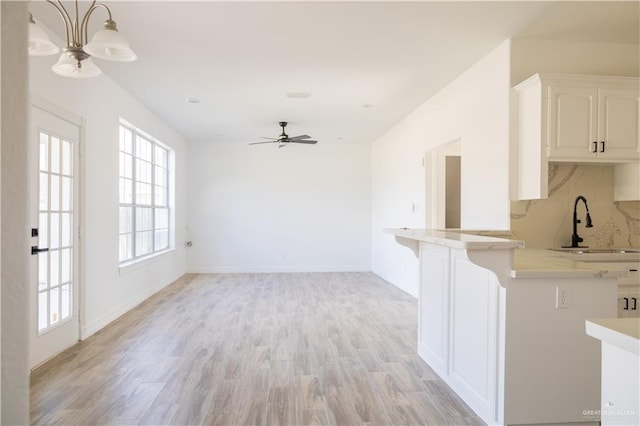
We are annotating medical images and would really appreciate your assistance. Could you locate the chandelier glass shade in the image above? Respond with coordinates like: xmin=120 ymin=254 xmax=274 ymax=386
xmin=28 ymin=1 xmax=136 ymax=78
xmin=52 ymin=52 xmax=102 ymax=78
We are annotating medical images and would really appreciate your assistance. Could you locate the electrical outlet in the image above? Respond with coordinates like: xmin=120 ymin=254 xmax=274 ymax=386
xmin=556 ymin=287 xmax=569 ymax=309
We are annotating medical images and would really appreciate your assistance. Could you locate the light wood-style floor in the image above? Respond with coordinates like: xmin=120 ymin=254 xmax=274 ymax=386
xmin=31 ymin=272 xmax=484 ymax=426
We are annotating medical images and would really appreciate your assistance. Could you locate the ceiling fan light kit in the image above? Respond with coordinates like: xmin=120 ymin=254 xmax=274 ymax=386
xmin=28 ymin=1 xmax=137 ymax=78
xmin=250 ymin=122 xmax=318 ymax=148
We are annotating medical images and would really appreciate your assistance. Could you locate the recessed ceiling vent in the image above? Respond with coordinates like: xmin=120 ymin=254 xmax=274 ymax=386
xmin=286 ymin=92 xmax=311 ymax=99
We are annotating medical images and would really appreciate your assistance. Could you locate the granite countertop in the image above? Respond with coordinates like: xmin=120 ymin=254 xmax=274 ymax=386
xmin=384 ymin=228 xmax=523 ymax=250
xmin=586 ymin=318 xmax=640 ymax=355
xmin=384 ymin=228 xmax=636 ymax=279
xmin=511 ymin=249 xmax=633 ymax=279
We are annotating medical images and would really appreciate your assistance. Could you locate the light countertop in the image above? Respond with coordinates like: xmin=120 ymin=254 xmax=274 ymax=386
xmin=384 ymin=228 xmax=636 ymax=280
xmin=384 ymin=228 xmax=523 ymax=250
xmin=586 ymin=318 xmax=640 ymax=355
xmin=511 ymin=249 xmax=633 ymax=279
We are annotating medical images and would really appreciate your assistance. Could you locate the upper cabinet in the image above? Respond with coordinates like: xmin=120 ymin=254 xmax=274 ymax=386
xmin=511 ymin=74 xmax=640 ymax=200
xmin=548 ymin=84 xmax=639 ymax=161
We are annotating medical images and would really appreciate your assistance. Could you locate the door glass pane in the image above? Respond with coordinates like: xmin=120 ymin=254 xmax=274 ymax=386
xmin=38 ymin=253 xmax=48 ymax=292
xmin=38 ymin=292 xmax=48 ymax=331
xmin=61 ymin=177 xmax=72 ymax=211
xmin=50 ymin=175 xmax=60 ymax=211
xmin=50 ymin=137 xmax=60 ymax=174
xmin=61 ymin=140 xmax=72 ymax=176
xmin=61 ymin=285 xmax=70 ymax=320
xmin=49 ymin=287 xmax=60 ymax=325
xmin=60 ymin=248 xmax=71 ymax=284
xmin=39 ymin=173 xmax=49 ymax=211
xmin=39 ymin=133 xmax=49 ymax=171
xmin=49 ymin=250 xmax=59 ymax=287
xmin=50 ymin=213 xmax=60 ymax=249
xmin=61 ymin=213 xmax=71 ymax=247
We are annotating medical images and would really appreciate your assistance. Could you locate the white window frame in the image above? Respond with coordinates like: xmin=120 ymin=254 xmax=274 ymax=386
xmin=118 ymin=119 xmax=174 ymax=267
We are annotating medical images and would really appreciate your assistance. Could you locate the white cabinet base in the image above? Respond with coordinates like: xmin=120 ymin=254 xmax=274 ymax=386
xmin=417 ymin=241 xmax=618 ymax=425
xmin=600 ymin=342 xmax=639 ymax=426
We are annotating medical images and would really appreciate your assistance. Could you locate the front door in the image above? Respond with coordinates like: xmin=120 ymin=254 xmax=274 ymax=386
xmin=29 ymin=103 xmax=81 ymax=369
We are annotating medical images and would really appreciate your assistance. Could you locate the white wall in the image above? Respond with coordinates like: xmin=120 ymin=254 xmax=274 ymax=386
xmin=187 ymin=141 xmax=371 ymax=272
xmin=511 ymin=39 xmax=640 ymax=86
xmin=1 ymin=2 xmax=29 ymax=423
xmin=29 ymin=56 xmax=188 ymax=338
xmin=372 ymin=41 xmax=512 ymax=296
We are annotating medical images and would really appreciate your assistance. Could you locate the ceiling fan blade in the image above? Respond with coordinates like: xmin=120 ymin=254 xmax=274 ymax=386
xmin=249 ymin=141 xmax=276 ymax=145
xmin=260 ymin=136 xmax=278 ymax=140
xmin=288 ymin=134 xmax=311 ymax=140
xmin=291 ymin=139 xmax=317 ymax=144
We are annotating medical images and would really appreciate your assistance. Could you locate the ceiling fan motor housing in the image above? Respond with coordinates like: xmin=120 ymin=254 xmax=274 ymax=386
xmin=279 ymin=121 xmax=288 ymax=139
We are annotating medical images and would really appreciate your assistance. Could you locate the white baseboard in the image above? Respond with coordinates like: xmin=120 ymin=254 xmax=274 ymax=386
xmin=186 ymin=265 xmax=371 ymax=273
xmin=81 ymin=269 xmax=186 ymax=339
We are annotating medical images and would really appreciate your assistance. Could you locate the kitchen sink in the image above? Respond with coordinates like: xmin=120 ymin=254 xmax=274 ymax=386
xmin=551 ymin=248 xmax=640 ymax=254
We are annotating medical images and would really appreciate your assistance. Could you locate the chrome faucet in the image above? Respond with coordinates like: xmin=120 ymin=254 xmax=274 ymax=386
xmin=570 ymin=195 xmax=593 ymax=248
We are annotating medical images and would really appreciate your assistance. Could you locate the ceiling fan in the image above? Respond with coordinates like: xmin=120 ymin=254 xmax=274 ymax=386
xmin=250 ymin=122 xmax=318 ymax=148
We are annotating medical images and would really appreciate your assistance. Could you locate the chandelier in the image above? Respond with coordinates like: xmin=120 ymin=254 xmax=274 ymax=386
xmin=28 ymin=0 xmax=137 ymax=78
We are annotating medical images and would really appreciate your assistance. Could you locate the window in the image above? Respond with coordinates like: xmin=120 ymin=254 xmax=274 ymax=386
xmin=119 ymin=121 xmax=173 ymax=264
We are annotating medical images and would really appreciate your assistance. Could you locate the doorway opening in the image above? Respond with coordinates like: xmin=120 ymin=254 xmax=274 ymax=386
xmin=425 ymin=139 xmax=461 ymax=229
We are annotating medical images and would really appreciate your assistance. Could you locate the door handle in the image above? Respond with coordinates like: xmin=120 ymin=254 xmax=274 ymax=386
xmin=31 ymin=246 xmax=49 ymax=255
xmin=592 ymin=141 xmax=598 ymax=153
xmin=600 ymin=141 xmax=605 ymax=153
xmin=624 ymin=297 xmax=629 ymax=310
xmin=633 ymin=298 xmax=638 ymax=311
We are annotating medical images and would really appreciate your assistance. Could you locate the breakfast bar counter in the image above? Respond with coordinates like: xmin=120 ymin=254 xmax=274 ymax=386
xmin=385 ymin=228 xmax=624 ymax=426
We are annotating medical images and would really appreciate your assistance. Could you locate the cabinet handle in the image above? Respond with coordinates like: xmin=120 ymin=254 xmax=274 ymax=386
xmin=592 ymin=141 xmax=598 ymax=153
xmin=633 ymin=298 xmax=637 ymax=310
xmin=624 ymin=297 xmax=629 ymax=310
xmin=600 ymin=141 xmax=605 ymax=152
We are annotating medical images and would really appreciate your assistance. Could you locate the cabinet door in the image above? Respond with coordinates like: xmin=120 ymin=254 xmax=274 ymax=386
xmin=418 ymin=243 xmax=450 ymax=374
xmin=617 ymin=290 xmax=630 ymax=317
xmin=598 ymin=88 xmax=640 ymax=160
xmin=618 ymin=289 xmax=640 ymax=318
xmin=627 ymin=289 xmax=640 ymax=318
xmin=547 ymin=86 xmax=598 ymax=160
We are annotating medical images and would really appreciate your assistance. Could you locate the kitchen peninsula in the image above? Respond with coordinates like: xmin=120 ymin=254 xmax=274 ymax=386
xmin=386 ymin=228 xmax=626 ymax=426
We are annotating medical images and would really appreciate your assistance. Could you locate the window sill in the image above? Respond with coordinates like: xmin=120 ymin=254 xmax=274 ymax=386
xmin=119 ymin=248 xmax=175 ymax=275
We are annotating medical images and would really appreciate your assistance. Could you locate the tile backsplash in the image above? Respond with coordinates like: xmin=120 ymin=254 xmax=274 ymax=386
xmin=510 ymin=163 xmax=640 ymax=249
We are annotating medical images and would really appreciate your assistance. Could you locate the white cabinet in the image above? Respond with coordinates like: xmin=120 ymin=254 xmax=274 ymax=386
xmin=418 ymin=243 xmax=449 ymax=373
xmin=586 ymin=319 xmax=640 ymax=426
xmin=618 ymin=287 xmax=640 ymax=318
xmin=548 ymin=86 xmax=639 ymax=161
xmin=512 ymin=74 xmax=640 ymax=200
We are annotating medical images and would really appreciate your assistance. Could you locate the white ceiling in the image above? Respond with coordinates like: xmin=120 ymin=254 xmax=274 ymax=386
xmin=29 ymin=1 xmax=639 ymax=145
